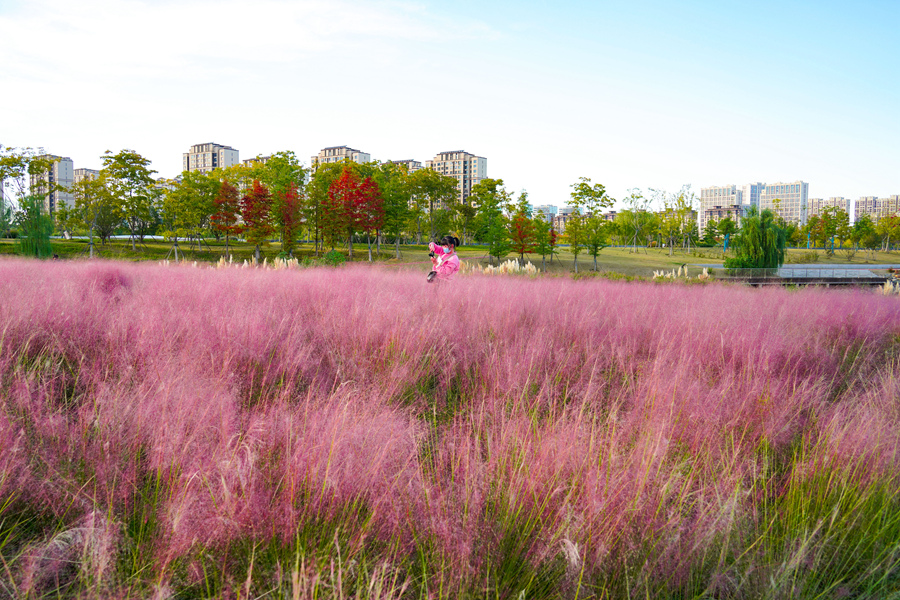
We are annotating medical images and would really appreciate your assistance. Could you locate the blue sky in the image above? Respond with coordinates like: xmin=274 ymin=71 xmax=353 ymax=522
xmin=1 ymin=0 xmax=897 ymax=208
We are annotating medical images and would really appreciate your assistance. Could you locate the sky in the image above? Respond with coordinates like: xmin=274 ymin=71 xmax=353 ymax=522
xmin=1 ymin=0 xmax=898 ymax=209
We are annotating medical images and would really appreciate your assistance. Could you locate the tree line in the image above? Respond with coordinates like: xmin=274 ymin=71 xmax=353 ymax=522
xmin=4 ymin=145 xmax=899 ymax=266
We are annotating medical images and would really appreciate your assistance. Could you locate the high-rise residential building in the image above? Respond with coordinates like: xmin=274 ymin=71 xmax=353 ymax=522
xmin=533 ymin=205 xmax=558 ymax=221
xmin=183 ymin=143 xmax=239 ymax=173
xmin=704 ymin=205 xmax=744 ymax=228
xmin=385 ymin=159 xmax=422 ymax=173
xmin=29 ymin=155 xmax=74 ymax=213
xmin=760 ymin=181 xmax=809 ymax=225
xmin=855 ymin=196 xmax=878 ymax=221
xmin=242 ymin=155 xmax=272 ymax=167
xmin=425 ymin=150 xmax=486 ymax=204
xmin=740 ymin=182 xmax=765 ymax=210
xmin=879 ymin=195 xmax=900 ymax=219
xmin=73 ymin=168 xmax=100 ymax=183
xmin=311 ymin=146 xmax=371 ymax=167
xmin=808 ymin=196 xmax=849 ymax=219
xmin=699 ymin=185 xmax=742 ymax=233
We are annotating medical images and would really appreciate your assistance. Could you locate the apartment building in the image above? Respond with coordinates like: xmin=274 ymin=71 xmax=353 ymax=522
xmin=533 ymin=205 xmax=558 ymax=221
xmin=703 ymin=204 xmax=744 ymax=229
xmin=29 ymin=155 xmax=74 ymax=214
xmin=807 ymin=197 xmax=849 ymax=219
xmin=883 ymin=195 xmax=900 ymax=218
xmin=242 ymin=155 xmax=272 ymax=167
xmin=183 ymin=143 xmax=239 ymax=173
xmin=741 ymin=182 xmax=764 ymax=209
xmin=699 ymin=185 xmax=742 ymax=233
xmin=311 ymin=146 xmax=371 ymax=167
xmin=73 ymin=168 xmax=100 ymax=183
xmin=760 ymin=181 xmax=809 ymax=225
xmin=854 ymin=195 xmax=900 ymax=221
xmin=425 ymin=150 xmax=486 ymax=204
xmin=386 ymin=159 xmax=422 ymax=173
xmin=855 ymin=196 xmax=878 ymax=221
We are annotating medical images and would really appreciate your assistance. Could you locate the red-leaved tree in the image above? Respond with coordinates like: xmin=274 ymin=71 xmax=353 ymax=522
xmin=274 ymin=183 xmax=303 ymax=257
xmin=509 ymin=211 xmax=536 ymax=264
xmin=323 ymin=168 xmax=356 ymax=254
xmin=210 ymin=180 xmax=242 ymax=255
xmin=241 ymin=180 xmax=273 ymax=263
xmin=356 ymin=176 xmax=384 ymax=261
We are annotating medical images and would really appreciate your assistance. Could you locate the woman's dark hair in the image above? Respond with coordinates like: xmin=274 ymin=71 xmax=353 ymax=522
xmin=439 ymin=235 xmax=460 ymax=248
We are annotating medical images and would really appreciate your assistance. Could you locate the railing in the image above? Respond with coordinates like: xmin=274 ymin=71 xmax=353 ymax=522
xmin=708 ymin=266 xmax=891 ymax=281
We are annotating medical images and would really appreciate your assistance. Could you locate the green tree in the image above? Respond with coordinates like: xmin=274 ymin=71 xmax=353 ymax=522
xmin=615 ymin=189 xmax=654 ymax=252
xmin=101 ymin=149 xmax=158 ymax=250
xmin=701 ymin=218 xmax=719 ymax=246
xmin=0 ymin=146 xmax=56 ymax=236
xmin=875 ymin=214 xmax=900 ymax=252
xmin=374 ymin=162 xmax=412 ymax=259
xmin=486 ymin=216 xmax=511 ymax=264
xmin=819 ymin=206 xmax=842 ymax=256
xmin=247 ymin=151 xmax=306 ymax=197
xmin=852 ymin=214 xmax=878 ymax=260
xmin=449 ymin=198 xmax=477 ymax=246
xmin=803 ymin=214 xmax=824 ymax=248
xmin=569 ymin=177 xmax=615 ymax=268
xmin=584 ymin=214 xmax=610 ymax=271
xmin=570 ymin=177 xmax=613 ymax=215
xmin=68 ymin=173 xmax=123 ymax=254
xmin=160 ymin=170 xmax=219 ymax=251
xmin=533 ymin=215 xmax=554 ymax=271
xmin=470 ymin=178 xmax=512 ymax=264
xmin=408 ymin=168 xmax=458 ymax=242
xmin=0 ymin=195 xmax=13 ymax=238
xmin=565 ymin=210 xmax=586 ymax=273
xmin=470 ymin=178 xmax=509 ymax=242
xmin=653 ymin=186 xmax=696 ymax=256
xmin=724 ymin=207 xmax=786 ymax=270
xmin=15 ymin=194 xmax=55 ymax=257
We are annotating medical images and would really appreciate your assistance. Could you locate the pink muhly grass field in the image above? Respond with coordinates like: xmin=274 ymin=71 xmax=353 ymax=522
xmin=1 ymin=257 xmax=899 ymax=599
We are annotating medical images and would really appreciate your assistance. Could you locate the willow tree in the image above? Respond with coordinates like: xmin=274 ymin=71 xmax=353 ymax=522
xmin=15 ymin=195 xmax=55 ymax=257
xmin=724 ymin=207 xmax=786 ymax=270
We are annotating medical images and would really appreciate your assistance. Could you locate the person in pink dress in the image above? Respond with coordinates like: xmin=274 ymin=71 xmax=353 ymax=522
xmin=427 ymin=235 xmax=460 ymax=283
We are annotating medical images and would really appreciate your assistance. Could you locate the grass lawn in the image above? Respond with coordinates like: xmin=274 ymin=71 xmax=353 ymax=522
xmin=2 ymin=238 xmax=898 ymax=279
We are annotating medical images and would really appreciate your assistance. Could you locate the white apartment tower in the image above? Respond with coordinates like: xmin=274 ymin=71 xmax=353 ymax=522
xmin=425 ymin=150 xmax=486 ymax=204
xmin=699 ymin=185 xmax=742 ymax=234
xmin=29 ymin=155 xmax=74 ymax=214
xmin=311 ymin=146 xmax=371 ymax=167
xmin=741 ymin=182 xmax=764 ymax=209
xmin=760 ymin=181 xmax=809 ymax=225
xmin=183 ymin=143 xmax=239 ymax=173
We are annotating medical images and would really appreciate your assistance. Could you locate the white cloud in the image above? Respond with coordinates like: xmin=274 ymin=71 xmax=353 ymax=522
xmin=1 ymin=0 xmax=498 ymax=83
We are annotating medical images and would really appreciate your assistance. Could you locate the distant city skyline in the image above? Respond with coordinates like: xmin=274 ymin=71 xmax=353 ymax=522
xmin=3 ymin=0 xmax=897 ymax=212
